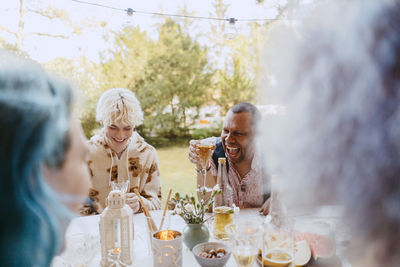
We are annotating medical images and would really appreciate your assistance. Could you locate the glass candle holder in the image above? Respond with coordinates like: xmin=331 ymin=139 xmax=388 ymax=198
xmin=151 ymin=230 xmax=183 ymax=267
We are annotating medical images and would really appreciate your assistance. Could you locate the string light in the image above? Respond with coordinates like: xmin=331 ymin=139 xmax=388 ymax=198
xmin=71 ymin=0 xmax=294 ymax=39
xmin=225 ymin=18 xmax=238 ymax=39
xmin=70 ymin=0 xmax=292 ymax=23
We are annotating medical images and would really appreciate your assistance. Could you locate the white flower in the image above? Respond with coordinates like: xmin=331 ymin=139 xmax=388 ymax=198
xmin=185 ymin=203 xmax=194 ymax=213
xmin=233 ymin=204 xmax=240 ymax=215
xmin=175 ymin=207 xmax=182 ymax=215
xmin=196 ymin=186 xmax=212 ymax=193
xmin=212 ymin=184 xmax=221 ymax=193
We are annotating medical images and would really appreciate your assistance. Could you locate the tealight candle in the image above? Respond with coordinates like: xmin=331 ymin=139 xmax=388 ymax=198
xmin=152 ymin=230 xmax=182 ymax=267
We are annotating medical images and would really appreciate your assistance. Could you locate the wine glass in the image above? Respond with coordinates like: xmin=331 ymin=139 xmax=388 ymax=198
xmin=226 ymin=220 xmax=262 ymax=267
xmin=196 ymin=137 xmax=216 ymax=194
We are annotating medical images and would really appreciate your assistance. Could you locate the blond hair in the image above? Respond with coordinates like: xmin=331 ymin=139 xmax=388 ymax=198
xmin=96 ymin=88 xmax=143 ymax=128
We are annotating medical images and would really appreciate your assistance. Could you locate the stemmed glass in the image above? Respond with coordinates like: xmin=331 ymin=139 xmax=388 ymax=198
xmin=196 ymin=137 xmax=216 ymax=195
xmin=226 ymin=220 xmax=263 ymax=267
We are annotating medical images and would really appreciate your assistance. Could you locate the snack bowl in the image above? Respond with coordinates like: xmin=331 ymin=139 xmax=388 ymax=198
xmin=192 ymin=242 xmax=231 ymax=267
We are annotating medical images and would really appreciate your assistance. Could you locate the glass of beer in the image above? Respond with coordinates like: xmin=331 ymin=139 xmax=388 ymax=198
xmin=213 ymin=206 xmax=234 ymax=240
xmin=196 ymin=138 xmax=216 ymax=191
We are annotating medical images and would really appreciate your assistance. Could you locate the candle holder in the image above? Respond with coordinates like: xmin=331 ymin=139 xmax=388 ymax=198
xmin=99 ymin=190 xmax=134 ymax=267
xmin=151 ymin=230 xmax=182 ymax=267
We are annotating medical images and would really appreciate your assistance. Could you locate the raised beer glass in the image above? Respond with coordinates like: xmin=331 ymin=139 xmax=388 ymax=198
xmin=196 ymin=138 xmax=216 ymax=195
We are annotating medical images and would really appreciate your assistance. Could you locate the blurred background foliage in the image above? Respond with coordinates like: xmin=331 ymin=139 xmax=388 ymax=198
xmin=1 ymin=0 xmax=288 ymax=147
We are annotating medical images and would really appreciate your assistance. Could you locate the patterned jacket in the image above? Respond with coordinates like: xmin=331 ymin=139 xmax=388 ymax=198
xmin=81 ymin=131 xmax=162 ymax=215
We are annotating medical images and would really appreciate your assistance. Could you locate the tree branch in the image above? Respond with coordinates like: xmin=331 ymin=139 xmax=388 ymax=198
xmin=0 ymin=25 xmax=17 ymax=37
xmin=27 ymin=32 xmax=69 ymax=39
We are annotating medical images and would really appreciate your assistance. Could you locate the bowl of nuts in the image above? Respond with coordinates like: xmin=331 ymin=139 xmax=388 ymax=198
xmin=192 ymin=242 xmax=231 ymax=267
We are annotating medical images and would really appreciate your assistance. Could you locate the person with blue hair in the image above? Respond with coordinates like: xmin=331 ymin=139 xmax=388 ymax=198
xmin=0 ymin=51 xmax=91 ymax=266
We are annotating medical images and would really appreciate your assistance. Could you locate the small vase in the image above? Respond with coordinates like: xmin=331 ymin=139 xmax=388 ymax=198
xmin=182 ymin=223 xmax=209 ymax=250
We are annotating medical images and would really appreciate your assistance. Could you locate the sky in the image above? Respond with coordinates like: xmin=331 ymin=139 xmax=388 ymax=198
xmin=0 ymin=0 xmax=284 ymax=62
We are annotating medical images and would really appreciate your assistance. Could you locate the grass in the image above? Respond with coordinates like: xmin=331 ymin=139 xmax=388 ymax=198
xmin=157 ymin=145 xmax=197 ymax=207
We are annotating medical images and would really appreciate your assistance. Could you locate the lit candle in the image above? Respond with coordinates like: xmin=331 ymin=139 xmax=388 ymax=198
xmin=152 ymin=230 xmax=182 ymax=267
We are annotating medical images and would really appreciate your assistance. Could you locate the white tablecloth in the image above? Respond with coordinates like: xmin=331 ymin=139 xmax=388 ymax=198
xmin=52 ymin=207 xmax=350 ymax=267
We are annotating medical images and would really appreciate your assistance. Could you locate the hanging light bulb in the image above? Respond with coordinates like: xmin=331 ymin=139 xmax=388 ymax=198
xmin=225 ymin=18 xmax=238 ymax=40
xmin=122 ymin=8 xmax=135 ymax=29
xmin=126 ymin=8 xmax=134 ymax=16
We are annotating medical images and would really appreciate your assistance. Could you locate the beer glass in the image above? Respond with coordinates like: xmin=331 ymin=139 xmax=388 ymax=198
xmin=196 ymin=137 xmax=216 ymax=194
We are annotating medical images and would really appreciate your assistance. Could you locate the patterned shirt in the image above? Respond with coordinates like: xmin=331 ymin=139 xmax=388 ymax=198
xmin=80 ymin=132 xmax=162 ymax=215
xmin=210 ymin=150 xmax=264 ymax=208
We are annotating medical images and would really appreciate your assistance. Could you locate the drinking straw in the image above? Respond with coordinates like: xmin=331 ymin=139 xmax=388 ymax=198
xmin=158 ymin=188 xmax=172 ymax=231
xmin=133 ymin=188 xmax=157 ymax=232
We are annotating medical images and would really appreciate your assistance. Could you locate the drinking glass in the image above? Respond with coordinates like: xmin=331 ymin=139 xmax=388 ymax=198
xmin=62 ymin=232 xmax=99 ymax=267
xmin=295 ymin=216 xmax=336 ymax=259
xmin=111 ymin=180 xmax=130 ymax=194
xmin=263 ymin=216 xmax=295 ymax=267
xmin=213 ymin=206 xmax=234 ymax=240
xmin=225 ymin=220 xmax=262 ymax=267
xmin=196 ymin=137 xmax=216 ymax=194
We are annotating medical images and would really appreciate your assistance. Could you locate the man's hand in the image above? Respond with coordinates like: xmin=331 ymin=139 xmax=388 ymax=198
xmin=125 ymin=193 xmax=140 ymax=213
xmin=259 ymin=197 xmax=271 ymax=216
xmin=188 ymin=140 xmax=202 ymax=169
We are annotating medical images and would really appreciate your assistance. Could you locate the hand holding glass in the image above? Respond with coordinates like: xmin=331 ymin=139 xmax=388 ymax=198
xmin=195 ymin=138 xmax=216 ymax=192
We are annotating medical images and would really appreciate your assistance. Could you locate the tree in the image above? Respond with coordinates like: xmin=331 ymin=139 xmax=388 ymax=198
xmin=99 ymin=19 xmax=212 ymax=141
xmin=0 ymin=37 xmax=28 ymax=57
xmin=136 ymin=19 xmax=213 ymax=139
xmin=100 ymin=26 xmax=154 ymax=91
xmin=207 ymin=0 xmax=260 ymax=114
xmin=215 ymin=56 xmax=256 ymax=114
xmin=0 ymin=0 xmax=106 ymax=53
xmin=43 ymin=56 xmax=103 ymax=138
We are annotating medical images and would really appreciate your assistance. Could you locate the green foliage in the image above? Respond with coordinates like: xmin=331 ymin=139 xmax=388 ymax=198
xmin=101 ymin=19 xmax=213 ymax=141
xmin=208 ymin=0 xmax=261 ymax=114
xmin=215 ymin=56 xmax=257 ymax=114
xmin=191 ymin=126 xmax=222 ymax=140
xmin=43 ymin=56 xmax=103 ymax=138
xmin=100 ymin=27 xmax=153 ymax=90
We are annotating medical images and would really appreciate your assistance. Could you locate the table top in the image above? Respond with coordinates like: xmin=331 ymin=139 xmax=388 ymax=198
xmin=51 ymin=207 xmax=351 ymax=267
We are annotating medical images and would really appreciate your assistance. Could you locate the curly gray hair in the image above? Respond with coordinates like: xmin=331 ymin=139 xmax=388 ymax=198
xmin=262 ymin=0 xmax=400 ymax=265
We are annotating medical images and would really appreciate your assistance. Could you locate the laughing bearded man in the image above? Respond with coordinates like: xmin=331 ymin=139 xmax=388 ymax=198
xmin=188 ymin=103 xmax=271 ymax=215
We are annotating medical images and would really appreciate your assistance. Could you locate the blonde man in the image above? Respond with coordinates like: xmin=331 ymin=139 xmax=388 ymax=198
xmin=82 ymin=88 xmax=161 ymax=215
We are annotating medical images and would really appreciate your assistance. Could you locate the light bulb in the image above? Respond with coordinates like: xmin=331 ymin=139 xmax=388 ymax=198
xmin=225 ymin=18 xmax=238 ymax=40
xmin=126 ymin=8 xmax=134 ymax=16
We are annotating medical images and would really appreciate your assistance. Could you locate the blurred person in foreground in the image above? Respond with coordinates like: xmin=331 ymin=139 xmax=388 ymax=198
xmin=262 ymin=0 xmax=400 ymax=266
xmin=188 ymin=102 xmax=271 ymax=215
xmin=0 ymin=51 xmax=91 ymax=266
xmin=81 ymin=88 xmax=161 ymax=215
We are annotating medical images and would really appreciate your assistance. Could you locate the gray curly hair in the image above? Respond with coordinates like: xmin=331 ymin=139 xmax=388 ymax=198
xmin=262 ymin=0 xmax=400 ymax=265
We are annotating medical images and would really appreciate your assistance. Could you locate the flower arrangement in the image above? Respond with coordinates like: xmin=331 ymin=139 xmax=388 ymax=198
xmin=169 ymin=187 xmax=220 ymax=224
